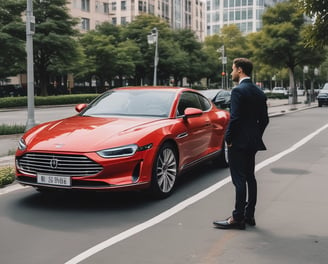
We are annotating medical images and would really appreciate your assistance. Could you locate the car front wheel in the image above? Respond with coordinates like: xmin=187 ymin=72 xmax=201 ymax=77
xmin=150 ymin=142 xmax=178 ymax=199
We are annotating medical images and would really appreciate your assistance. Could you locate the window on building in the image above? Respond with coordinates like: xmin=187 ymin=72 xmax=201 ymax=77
xmin=236 ymin=0 xmax=241 ymax=6
xmin=247 ymin=22 xmax=253 ymax=32
xmin=81 ymin=0 xmax=90 ymax=12
xmin=213 ymin=25 xmax=220 ymax=34
xmin=257 ymin=0 xmax=264 ymax=5
xmin=229 ymin=11 xmax=234 ymax=21
xmin=213 ymin=0 xmax=220 ymax=8
xmin=242 ymin=9 xmax=247 ymax=19
xmin=121 ymin=1 xmax=126 ymax=10
xmin=248 ymin=0 xmax=253 ymax=5
xmin=223 ymin=12 xmax=228 ymax=21
xmin=81 ymin=18 xmax=90 ymax=30
xmin=112 ymin=17 xmax=117 ymax=25
xmin=256 ymin=9 xmax=263 ymax=19
xmin=104 ymin=3 xmax=109 ymax=14
xmin=240 ymin=22 xmax=246 ymax=32
xmin=229 ymin=0 xmax=234 ymax=7
xmin=112 ymin=2 xmax=117 ymax=11
xmin=121 ymin=17 xmax=127 ymax=24
xmin=214 ymin=12 xmax=219 ymax=22
xmin=224 ymin=0 xmax=228 ymax=8
xmin=236 ymin=10 xmax=241 ymax=20
xmin=248 ymin=9 xmax=253 ymax=19
xmin=242 ymin=0 xmax=247 ymax=6
xmin=149 ymin=4 xmax=154 ymax=14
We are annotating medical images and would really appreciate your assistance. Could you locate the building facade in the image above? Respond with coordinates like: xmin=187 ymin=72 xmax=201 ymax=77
xmin=206 ymin=0 xmax=284 ymax=35
xmin=68 ymin=0 xmax=205 ymax=40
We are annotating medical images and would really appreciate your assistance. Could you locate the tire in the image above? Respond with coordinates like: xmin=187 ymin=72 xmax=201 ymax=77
xmin=217 ymin=140 xmax=229 ymax=168
xmin=318 ymin=101 xmax=322 ymax=107
xmin=150 ymin=142 xmax=178 ymax=199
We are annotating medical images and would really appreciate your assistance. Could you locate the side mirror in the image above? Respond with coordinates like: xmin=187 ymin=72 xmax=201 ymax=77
xmin=75 ymin=103 xmax=88 ymax=113
xmin=183 ymin=107 xmax=203 ymax=120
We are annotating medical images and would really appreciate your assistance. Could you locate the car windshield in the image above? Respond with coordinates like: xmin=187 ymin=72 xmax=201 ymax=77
xmin=81 ymin=89 xmax=176 ymax=117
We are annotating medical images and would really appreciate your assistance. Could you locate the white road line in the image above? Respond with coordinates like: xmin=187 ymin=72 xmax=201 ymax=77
xmin=65 ymin=123 xmax=328 ymax=264
xmin=0 ymin=183 xmax=28 ymax=195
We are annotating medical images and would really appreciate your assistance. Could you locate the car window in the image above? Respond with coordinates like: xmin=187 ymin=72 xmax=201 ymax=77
xmin=198 ymin=94 xmax=212 ymax=111
xmin=82 ymin=90 xmax=175 ymax=117
xmin=177 ymin=92 xmax=210 ymax=116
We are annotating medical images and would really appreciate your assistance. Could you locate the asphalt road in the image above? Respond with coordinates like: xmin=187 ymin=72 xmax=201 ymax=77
xmin=1 ymin=107 xmax=328 ymax=263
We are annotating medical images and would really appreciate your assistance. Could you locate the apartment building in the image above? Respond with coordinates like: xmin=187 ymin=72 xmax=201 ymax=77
xmin=67 ymin=0 xmax=205 ymax=40
xmin=206 ymin=0 xmax=284 ymax=35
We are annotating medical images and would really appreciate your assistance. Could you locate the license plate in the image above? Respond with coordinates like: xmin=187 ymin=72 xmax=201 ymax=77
xmin=37 ymin=174 xmax=71 ymax=187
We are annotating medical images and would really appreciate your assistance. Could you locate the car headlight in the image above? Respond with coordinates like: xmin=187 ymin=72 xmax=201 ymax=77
xmin=97 ymin=144 xmax=139 ymax=158
xmin=18 ymin=138 xmax=27 ymax=151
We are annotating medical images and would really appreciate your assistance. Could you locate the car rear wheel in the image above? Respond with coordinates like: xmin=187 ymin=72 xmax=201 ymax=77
xmin=150 ymin=142 xmax=178 ymax=199
xmin=217 ymin=140 xmax=229 ymax=168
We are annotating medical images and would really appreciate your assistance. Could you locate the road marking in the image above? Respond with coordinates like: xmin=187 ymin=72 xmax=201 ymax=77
xmin=0 ymin=183 xmax=28 ymax=195
xmin=64 ymin=123 xmax=328 ymax=264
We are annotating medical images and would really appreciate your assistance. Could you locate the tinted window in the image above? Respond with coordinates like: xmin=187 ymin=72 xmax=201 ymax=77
xmin=177 ymin=92 xmax=211 ymax=116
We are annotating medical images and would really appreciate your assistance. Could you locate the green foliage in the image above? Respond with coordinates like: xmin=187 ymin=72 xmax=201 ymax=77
xmin=0 ymin=167 xmax=15 ymax=188
xmin=0 ymin=124 xmax=25 ymax=135
xmin=32 ymin=0 xmax=80 ymax=96
xmin=0 ymin=94 xmax=98 ymax=108
xmin=249 ymin=0 xmax=326 ymax=104
xmin=0 ymin=0 xmax=26 ymax=79
xmin=298 ymin=0 xmax=328 ymax=47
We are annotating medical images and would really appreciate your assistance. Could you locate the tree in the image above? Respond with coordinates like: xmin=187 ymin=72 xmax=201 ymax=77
xmin=250 ymin=1 xmax=325 ymax=104
xmin=204 ymin=25 xmax=249 ymax=88
xmin=79 ymin=31 xmax=117 ymax=88
xmin=0 ymin=0 xmax=25 ymax=80
xmin=298 ymin=0 xmax=328 ymax=47
xmin=172 ymin=29 xmax=207 ymax=87
xmin=122 ymin=14 xmax=172 ymax=85
xmin=33 ymin=0 xmax=80 ymax=96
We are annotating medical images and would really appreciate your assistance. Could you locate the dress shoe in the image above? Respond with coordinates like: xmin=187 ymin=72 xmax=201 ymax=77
xmin=213 ymin=217 xmax=245 ymax=230
xmin=245 ymin=217 xmax=256 ymax=226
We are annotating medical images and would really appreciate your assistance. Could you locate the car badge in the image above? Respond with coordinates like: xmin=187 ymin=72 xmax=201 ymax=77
xmin=50 ymin=159 xmax=59 ymax=169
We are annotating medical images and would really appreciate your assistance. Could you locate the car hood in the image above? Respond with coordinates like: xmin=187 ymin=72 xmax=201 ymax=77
xmin=23 ymin=116 xmax=169 ymax=152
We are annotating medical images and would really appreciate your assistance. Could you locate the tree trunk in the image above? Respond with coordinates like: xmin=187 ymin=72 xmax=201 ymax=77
xmin=288 ymin=67 xmax=297 ymax=104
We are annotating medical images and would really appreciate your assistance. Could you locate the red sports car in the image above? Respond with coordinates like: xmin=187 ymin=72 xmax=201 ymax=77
xmin=15 ymin=86 xmax=230 ymax=198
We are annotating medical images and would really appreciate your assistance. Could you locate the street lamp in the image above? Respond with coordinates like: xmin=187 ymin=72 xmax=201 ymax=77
xmin=147 ymin=28 xmax=159 ymax=86
xmin=217 ymin=45 xmax=227 ymax=89
xmin=25 ymin=0 xmax=36 ymax=131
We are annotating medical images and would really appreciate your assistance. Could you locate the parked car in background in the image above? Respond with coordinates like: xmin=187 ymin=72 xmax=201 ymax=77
xmin=297 ymin=88 xmax=305 ymax=96
xmin=200 ymin=89 xmax=231 ymax=109
xmin=317 ymin=83 xmax=328 ymax=107
xmin=15 ymin=86 xmax=230 ymax=199
xmin=0 ymin=85 xmax=26 ymax=97
xmin=272 ymin=87 xmax=288 ymax=95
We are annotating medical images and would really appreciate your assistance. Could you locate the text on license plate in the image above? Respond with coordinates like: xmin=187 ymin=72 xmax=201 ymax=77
xmin=37 ymin=174 xmax=71 ymax=186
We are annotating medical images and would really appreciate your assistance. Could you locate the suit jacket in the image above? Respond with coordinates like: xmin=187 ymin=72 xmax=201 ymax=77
xmin=225 ymin=79 xmax=269 ymax=151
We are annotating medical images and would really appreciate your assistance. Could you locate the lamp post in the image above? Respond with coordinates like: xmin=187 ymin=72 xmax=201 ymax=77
xmin=25 ymin=0 xmax=36 ymax=131
xmin=217 ymin=45 xmax=227 ymax=89
xmin=147 ymin=28 xmax=159 ymax=86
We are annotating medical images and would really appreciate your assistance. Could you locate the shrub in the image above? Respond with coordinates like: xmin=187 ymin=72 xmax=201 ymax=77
xmin=0 ymin=167 xmax=15 ymax=188
xmin=0 ymin=124 xmax=25 ymax=135
xmin=0 ymin=94 xmax=98 ymax=109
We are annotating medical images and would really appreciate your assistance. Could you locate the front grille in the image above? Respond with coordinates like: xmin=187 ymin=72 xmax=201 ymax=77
xmin=17 ymin=153 xmax=103 ymax=177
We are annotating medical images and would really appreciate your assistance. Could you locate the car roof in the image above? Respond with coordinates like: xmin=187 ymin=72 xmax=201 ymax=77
xmin=113 ymin=86 xmax=198 ymax=93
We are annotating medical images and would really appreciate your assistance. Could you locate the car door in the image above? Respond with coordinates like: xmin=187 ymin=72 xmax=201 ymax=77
xmin=176 ymin=92 xmax=213 ymax=166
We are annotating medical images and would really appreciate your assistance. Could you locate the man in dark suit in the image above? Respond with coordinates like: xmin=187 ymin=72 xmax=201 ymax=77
xmin=213 ymin=58 xmax=269 ymax=230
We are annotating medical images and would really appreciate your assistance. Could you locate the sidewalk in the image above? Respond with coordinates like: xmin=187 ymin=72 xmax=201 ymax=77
xmin=0 ymin=98 xmax=317 ymax=167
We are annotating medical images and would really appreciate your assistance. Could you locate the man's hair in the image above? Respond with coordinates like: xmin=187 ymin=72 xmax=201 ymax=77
xmin=233 ymin=58 xmax=253 ymax=76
